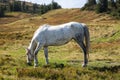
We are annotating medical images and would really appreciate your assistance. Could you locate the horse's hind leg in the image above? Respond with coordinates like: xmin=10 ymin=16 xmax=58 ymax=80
xmin=44 ymin=46 xmax=49 ymax=64
xmin=74 ymin=35 xmax=88 ymax=67
xmin=79 ymin=42 xmax=88 ymax=67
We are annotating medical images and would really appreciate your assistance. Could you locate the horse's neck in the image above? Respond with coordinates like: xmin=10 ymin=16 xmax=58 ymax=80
xmin=28 ymin=40 xmax=35 ymax=54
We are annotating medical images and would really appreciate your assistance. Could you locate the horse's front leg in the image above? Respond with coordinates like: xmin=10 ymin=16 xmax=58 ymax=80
xmin=44 ymin=46 xmax=49 ymax=64
xmin=34 ymin=43 xmax=42 ymax=67
xmin=34 ymin=55 xmax=38 ymax=67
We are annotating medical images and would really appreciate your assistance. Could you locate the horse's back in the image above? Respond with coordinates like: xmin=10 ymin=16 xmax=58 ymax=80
xmin=44 ymin=23 xmax=73 ymax=46
xmin=32 ymin=22 xmax=86 ymax=46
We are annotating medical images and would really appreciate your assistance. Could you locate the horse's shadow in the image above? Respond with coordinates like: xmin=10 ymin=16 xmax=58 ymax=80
xmin=42 ymin=60 xmax=83 ymax=69
xmin=42 ymin=63 xmax=65 ymax=69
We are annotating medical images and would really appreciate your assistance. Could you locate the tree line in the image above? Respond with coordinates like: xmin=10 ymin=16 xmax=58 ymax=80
xmin=82 ymin=0 xmax=120 ymax=19
xmin=0 ymin=0 xmax=61 ymax=17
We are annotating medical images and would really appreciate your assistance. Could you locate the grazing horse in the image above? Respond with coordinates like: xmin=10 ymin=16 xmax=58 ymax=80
xmin=26 ymin=22 xmax=90 ymax=67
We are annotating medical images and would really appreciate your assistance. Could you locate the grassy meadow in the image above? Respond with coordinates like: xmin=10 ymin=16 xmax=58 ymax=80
xmin=0 ymin=9 xmax=120 ymax=80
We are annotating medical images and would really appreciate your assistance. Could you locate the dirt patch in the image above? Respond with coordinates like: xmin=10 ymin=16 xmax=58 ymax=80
xmin=0 ymin=12 xmax=33 ymax=24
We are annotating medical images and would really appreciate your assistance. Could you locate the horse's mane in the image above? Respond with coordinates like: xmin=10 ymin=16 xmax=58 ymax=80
xmin=37 ymin=24 xmax=49 ymax=30
xmin=42 ymin=24 xmax=50 ymax=27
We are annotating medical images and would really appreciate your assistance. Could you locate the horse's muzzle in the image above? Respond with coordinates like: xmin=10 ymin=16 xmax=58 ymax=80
xmin=27 ymin=62 xmax=32 ymax=66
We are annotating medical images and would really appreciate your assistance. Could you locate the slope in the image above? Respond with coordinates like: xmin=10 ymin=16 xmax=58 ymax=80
xmin=0 ymin=9 xmax=119 ymax=45
xmin=0 ymin=9 xmax=120 ymax=80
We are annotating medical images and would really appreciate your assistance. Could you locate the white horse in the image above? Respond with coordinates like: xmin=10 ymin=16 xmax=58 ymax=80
xmin=26 ymin=22 xmax=90 ymax=67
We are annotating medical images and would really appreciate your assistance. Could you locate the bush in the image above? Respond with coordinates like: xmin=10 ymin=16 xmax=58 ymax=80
xmin=96 ymin=3 xmax=102 ymax=13
xmin=81 ymin=0 xmax=96 ymax=11
xmin=110 ymin=8 xmax=120 ymax=19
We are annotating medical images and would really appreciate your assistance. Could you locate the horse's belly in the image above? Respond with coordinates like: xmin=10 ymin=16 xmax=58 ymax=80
xmin=44 ymin=27 xmax=74 ymax=46
xmin=47 ymin=39 xmax=71 ymax=46
xmin=46 ymin=34 xmax=72 ymax=46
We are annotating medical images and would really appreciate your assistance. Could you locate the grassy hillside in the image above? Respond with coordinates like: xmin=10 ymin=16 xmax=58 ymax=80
xmin=0 ymin=9 xmax=120 ymax=80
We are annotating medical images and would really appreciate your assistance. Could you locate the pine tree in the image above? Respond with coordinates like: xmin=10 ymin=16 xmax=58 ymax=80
xmin=0 ymin=0 xmax=3 ymax=3
xmin=39 ymin=4 xmax=45 ymax=14
xmin=82 ymin=0 xmax=96 ymax=10
xmin=116 ymin=0 xmax=120 ymax=18
xmin=88 ymin=0 xmax=96 ymax=6
xmin=0 ymin=5 xmax=5 ymax=17
xmin=21 ymin=1 xmax=26 ymax=12
xmin=51 ymin=0 xmax=54 ymax=10
xmin=110 ymin=0 xmax=117 ymax=9
xmin=33 ymin=3 xmax=38 ymax=13
xmin=96 ymin=0 xmax=108 ymax=13
xmin=8 ymin=0 xmax=15 ymax=12
xmin=51 ymin=0 xmax=61 ymax=10
xmin=116 ymin=0 xmax=120 ymax=8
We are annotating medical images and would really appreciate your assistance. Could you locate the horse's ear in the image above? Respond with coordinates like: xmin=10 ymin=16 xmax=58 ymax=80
xmin=25 ymin=48 xmax=29 ymax=55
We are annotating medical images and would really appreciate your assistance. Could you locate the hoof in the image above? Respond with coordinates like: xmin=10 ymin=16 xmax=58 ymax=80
xmin=82 ymin=64 xmax=87 ymax=67
xmin=34 ymin=64 xmax=38 ymax=68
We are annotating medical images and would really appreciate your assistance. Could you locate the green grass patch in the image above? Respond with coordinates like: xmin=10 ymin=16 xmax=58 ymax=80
xmin=92 ymin=24 xmax=120 ymax=43
xmin=95 ymin=30 xmax=120 ymax=43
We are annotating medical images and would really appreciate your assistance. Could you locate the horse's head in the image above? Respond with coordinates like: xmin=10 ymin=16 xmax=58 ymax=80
xmin=26 ymin=48 xmax=34 ymax=65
